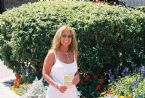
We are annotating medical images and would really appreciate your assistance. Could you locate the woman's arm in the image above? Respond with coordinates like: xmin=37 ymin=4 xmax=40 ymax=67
xmin=72 ymin=70 xmax=80 ymax=85
xmin=42 ymin=51 xmax=58 ymax=88
xmin=42 ymin=50 xmax=67 ymax=93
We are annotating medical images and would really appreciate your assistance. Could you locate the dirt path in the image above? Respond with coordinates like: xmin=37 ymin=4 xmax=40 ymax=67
xmin=0 ymin=60 xmax=15 ymax=82
xmin=0 ymin=60 xmax=20 ymax=98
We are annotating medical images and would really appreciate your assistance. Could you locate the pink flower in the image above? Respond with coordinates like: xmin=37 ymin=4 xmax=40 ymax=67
xmin=99 ymin=79 xmax=105 ymax=83
xmin=96 ymin=85 xmax=101 ymax=90
xmin=107 ymin=88 xmax=112 ymax=95
xmin=94 ymin=74 xmax=97 ymax=80
xmin=85 ymin=74 xmax=91 ymax=81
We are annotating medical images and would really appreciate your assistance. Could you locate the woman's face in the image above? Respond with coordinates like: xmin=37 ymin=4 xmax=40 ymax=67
xmin=60 ymin=29 xmax=73 ymax=47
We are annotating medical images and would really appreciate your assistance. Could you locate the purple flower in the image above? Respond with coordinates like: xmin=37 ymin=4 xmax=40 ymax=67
xmin=132 ymin=79 xmax=138 ymax=88
xmin=140 ymin=65 xmax=145 ymax=78
xmin=109 ymin=75 xmax=115 ymax=82
xmin=108 ymin=69 xmax=114 ymax=82
xmin=121 ymin=67 xmax=129 ymax=77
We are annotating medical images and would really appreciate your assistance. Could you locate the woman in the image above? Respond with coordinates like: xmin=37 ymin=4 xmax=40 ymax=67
xmin=42 ymin=25 xmax=80 ymax=98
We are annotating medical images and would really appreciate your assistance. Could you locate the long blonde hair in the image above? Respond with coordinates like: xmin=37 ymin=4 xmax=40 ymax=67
xmin=50 ymin=25 xmax=78 ymax=53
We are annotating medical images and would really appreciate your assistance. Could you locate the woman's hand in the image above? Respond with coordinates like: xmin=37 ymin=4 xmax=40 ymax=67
xmin=72 ymin=73 xmax=80 ymax=85
xmin=56 ymin=83 xmax=67 ymax=93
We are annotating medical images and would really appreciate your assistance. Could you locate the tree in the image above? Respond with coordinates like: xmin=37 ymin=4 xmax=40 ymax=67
xmin=0 ymin=0 xmax=5 ymax=14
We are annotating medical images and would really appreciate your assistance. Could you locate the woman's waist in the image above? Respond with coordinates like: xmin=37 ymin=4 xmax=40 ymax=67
xmin=48 ymin=84 xmax=77 ymax=92
xmin=51 ymin=74 xmax=75 ymax=82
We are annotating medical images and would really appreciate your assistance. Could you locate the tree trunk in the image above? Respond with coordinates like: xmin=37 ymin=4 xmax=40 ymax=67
xmin=0 ymin=0 xmax=5 ymax=14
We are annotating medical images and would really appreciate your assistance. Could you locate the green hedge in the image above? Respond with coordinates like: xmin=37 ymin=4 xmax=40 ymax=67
xmin=0 ymin=1 xmax=145 ymax=97
xmin=136 ymin=6 xmax=145 ymax=13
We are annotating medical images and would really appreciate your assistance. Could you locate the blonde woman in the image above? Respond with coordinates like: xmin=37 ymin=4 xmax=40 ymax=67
xmin=42 ymin=25 xmax=80 ymax=98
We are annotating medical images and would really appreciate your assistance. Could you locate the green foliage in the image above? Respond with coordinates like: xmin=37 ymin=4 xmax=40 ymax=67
xmin=107 ymin=74 xmax=145 ymax=98
xmin=21 ymin=78 xmax=47 ymax=98
xmin=133 ymin=77 xmax=145 ymax=98
xmin=110 ymin=75 xmax=136 ymax=96
xmin=0 ymin=1 xmax=145 ymax=97
xmin=11 ymin=83 xmax=29 ymax=96
xmin=21 ymin=72 xmax=37 ymax=83
xmin=136 ymin=6 xmax=145 ymax=13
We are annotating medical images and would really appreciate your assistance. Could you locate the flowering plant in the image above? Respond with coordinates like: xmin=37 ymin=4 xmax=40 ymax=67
xmin=102 ymin=74 xmax=145 ymax=98
xmin=78 ymin=71 xmax=108 ymax=98
xmin=11 ymin=82 xmax=29 ymax=96
xmin=21 ymin=78 xmax=47 ymax=98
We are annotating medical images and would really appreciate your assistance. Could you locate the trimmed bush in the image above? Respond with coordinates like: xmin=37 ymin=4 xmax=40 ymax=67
xmin=0 ymin=1 xmax=145 ymax=97
xmin=136 ymin=6 xmax=145 ymax=13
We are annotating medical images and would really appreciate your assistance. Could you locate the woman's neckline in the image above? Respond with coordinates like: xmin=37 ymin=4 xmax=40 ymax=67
xmin=55 ymin=50 xmax=75 ymax=65
xmin=56 ymin=57 xmax=75 ymax=65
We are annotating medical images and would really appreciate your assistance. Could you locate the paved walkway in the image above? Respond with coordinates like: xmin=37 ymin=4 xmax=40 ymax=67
xmin=0 ymin=60 xmax=20 ymax=98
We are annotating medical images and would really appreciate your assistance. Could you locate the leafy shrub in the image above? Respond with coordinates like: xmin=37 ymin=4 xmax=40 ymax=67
xmin=133 ymin=79 xmax=145 ymax=98
xmin=21 ymin=78 xmax=47 ymax=98
xmin=11 ymin=82 xmax=30 ymax=96
xmin=104 ymin=74 xmax=145 ymax=98
xmin=21 ymin=72 xmax=37 ymax=83
xmin=1 ymin=1 xmax=145 ymax=97
xmin=136 ymin=6 xmax=145 ymax=13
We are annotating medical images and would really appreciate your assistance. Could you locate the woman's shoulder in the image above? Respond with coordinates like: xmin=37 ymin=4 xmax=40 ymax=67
xmin=43 ymin=50 xmax=56 ymax=66
xmin=47 ymin=49 xmax=55 ymax=57
xmin=74 ymin=50 xmax=78 ymax=57
xmin=73 ymin=50 xmax=78 ymax=62
xmin=48 ymin=49 xmax=55 ymax=53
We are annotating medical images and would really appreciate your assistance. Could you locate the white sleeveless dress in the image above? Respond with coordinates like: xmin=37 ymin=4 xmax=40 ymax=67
xmin=46 ymin=53 xmax=80 ymax=98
